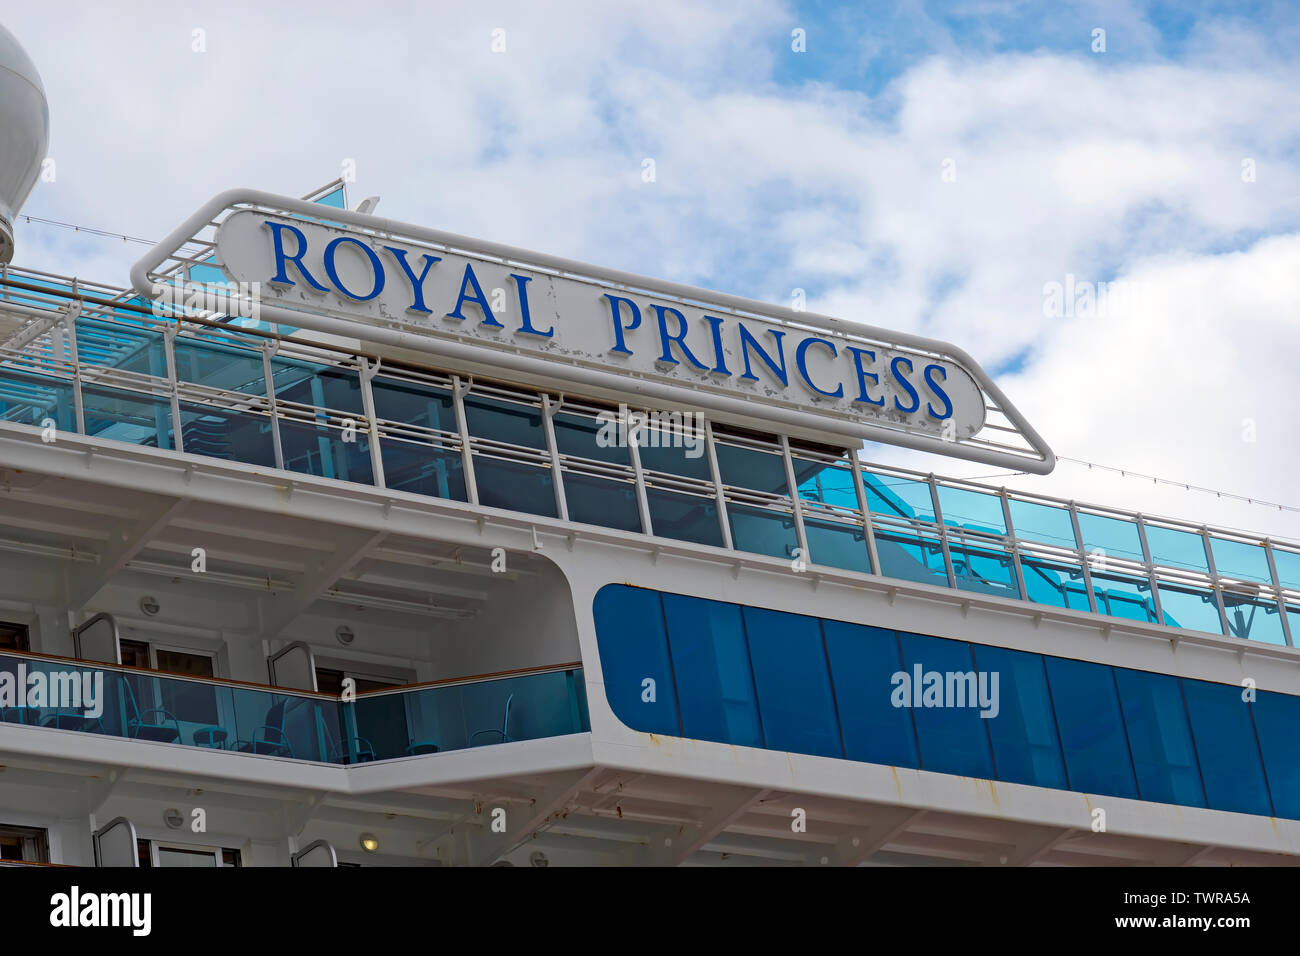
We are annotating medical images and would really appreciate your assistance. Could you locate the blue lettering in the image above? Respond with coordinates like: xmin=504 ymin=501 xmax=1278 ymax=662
xmin=510 ymin=274 xmax=552 ymax=338
xmin=384 ymin=246 xmax=441 ymax=315
xmin=701 ymin=315 xmax=731 ymax=375
xmin=923 ymin=363 xmax=953 ymax=420
xmin=845 ymin=347 xmax=884 ymax=407
xmin=737 ymin=324 xmax=788 ymax=387
xmin=794 ymin=337 xmax=843 ymax=398
xmin=652 ymin=305 xmax=709 ymax=371
xmin=324 ymin=237 xmax=385 ymax=302
xmin=445 ymin=263 xmax=504 ymax=328
xmin=265 ymin=221 xmax=329 ymax=292
xmin=891 ymin=356 xmax=920 ymax=413
xmin=605 ymin=294 xmax=642 ymax=356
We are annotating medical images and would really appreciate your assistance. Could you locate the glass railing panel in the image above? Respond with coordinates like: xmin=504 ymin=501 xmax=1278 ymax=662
xmin=862 ymin=471 xmax=934 ymax=522
xmin=638 ymin=430 xmax=712 ymax=481
xmin=562 ymin=468 xmax=642 ymax=533
xmin=1272 ymin=548 xmax=1300 ymax=592
xmin=1221 ymin=593 xmax=1287 ymax=645
xmin=1076 ymin=511 xmax=1145 ymax=564
xmin=172 ymin=337 xmax=270 ymax=396
xmin=803 ymin=516 xmax=872 ymax=574
xmin=949 ymin=542 xmax=1020 ymax=599
xmin=0 ymin=368 xmax=77 ymax=430
xmin=379 ymin=435 xmax=467 ymax=501
xmin=1155 ymin=581 xmax=1224 ymax=634
xmin=1144 ymin=523 xmax=1210 ymax=574
xmin=714 ymin=441 xmax=788 ymax=496
xmin=464 ymin=392 xmax=546 ymax=450
xmin=793 ymin=456 xmax=857 ymax=510
xmin=935 ymin=484 xmax=1006 ymax=535
xmin=0 ymin=653 xmax=587 ymax=764
xmin=645 ymin=483 xmax=724 ymax=547
xmin=81 ymin=385 xmax=175 ymax=450
xmin=1089 ymin=571 xmax=1159 ymax=624
xmin=352 ymin=668 xmax=589 ymax=760
xmin=269 ymin=356 xmax=365 ymax=416
xmin=277 ymin=416 xmax=375 ymax=485
xmin=472 ymin=453 xmax=558 ymax=518
xmin=1210 ymin=536 xmax=1273 ymax=585
xmin=727 ymin=502 xmax=797 ymax=560
xmin=872 ymin=522 xmax=948 ymax=588
xmin=177 ymin=401 xmax=278 ymax=467
xmin=1007 ymin=498 xmax=1078 ymax=551
xmin=553 ymin=409 xmax=631 ymax=467
xmin=1020 ymin=554 xmax=1090 ymax=610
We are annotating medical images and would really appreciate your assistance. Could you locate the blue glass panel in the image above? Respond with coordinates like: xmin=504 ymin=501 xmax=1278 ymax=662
xmin=1007 ymin=498 xmax=1077 ymax=550
xmin=1113 ymin=669 xmax=1205 ymax=807
xmin=1021 ymin=556 xmax=1090 ymax=610
xmin=472 ymin=455 xmax=557 ymax=518
xmin=715 ymin=442 xmax=788 ymax=495
xmin=1076 ymin=512 xmax=1145 ymax=563
xmin=661 ymin=594 xmax=763 ymax=747
xmin=645 ymin=487 xmax=723 ymax=547
xmin=562 ymin=471 xmax=641 ymax=533
xmin=75 ymin=318 xmax=167 ymax=376
xmin=637 ymin=437 xmax=711 ymax=480
xmin=315 ymin=187 xmax=347 ymax=209
xmin=270 ymin=358 xmax=364 ymax=414
xmin=1221 ymin=595 xmax=1286 ymax=644
xmin=935 ymin=485 xmax=1006 ymax=534
xmin=592 ymin=586 xmax=679 ymax=735
xmin=82 ymin=386 xmax=174 ymax=449
xmin=793 ymin=458 xmax=857 ymax=509
xmin=863 ymin=472 xmax=934 ymax=521
xmin=727 ymin=504 xmax=797 ymax=560
xmin=1042 ymin=657 xmax=1138 ymax=798
xmin=1156 ymin=583 xmax=1223 ymax=634
xmin=172 ymin=338 xmax=267 ymax=396
xmin=1180 ymin=680 xmax=1272 ymax=816
xmin=0 ymin=369 xmax=76 ymax=431
xmin=874 ymin=527 xmax=948 ymax=588
xmin=1252 ymin=690 xmax=1300 ymax=820
xmin=380 ymin=439 xmax=466 ymax=501
xmin=1271 ymin=548 xmax=1300 ymax=591
xmin=971 ymin=645 xmax=1066 ymax=790
xmin=1144 ymin=524 xmax=1209 ymax=574
xmin=742 ymin=607 xmax=841 ymax=758
xmin=553 ymin=411 xmax=630 ymax=466
xmin=950 ymin=544 xmax=1020 ymax=599
xmin=822 ymin=622 xmax=918 ymax=767
xmin=897 ymin=632 xmax=995 ymax=779
xmin=804 ymin=518 xmax=871 ymax=574
xmin=464 ymin=394 xmax=545 ymax=449
xmin=370 ymin=377 xmax=457 ymax=433
xmin=1090 ymin=572 xmax=1158 ymax=623
xmin=178 ymin=402 xmax=277 ymax=467
xmin=1210 ymin=537 xmax=1272 ymax=584
xmin=278 ymin=418 xmax=374 ymax=484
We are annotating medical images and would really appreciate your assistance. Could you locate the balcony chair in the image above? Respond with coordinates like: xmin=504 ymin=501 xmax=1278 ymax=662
xmin=469 ymin=694 xmax=514 ymax=746
xmin=120 ymin=676 xmax=181 ymax=743
xmin=231 ymin=699 xmax=296 ymax=757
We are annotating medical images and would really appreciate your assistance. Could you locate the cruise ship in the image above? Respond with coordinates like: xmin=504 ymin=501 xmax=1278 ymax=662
xmin=0 ymin=21 xmax=1297 ymax=873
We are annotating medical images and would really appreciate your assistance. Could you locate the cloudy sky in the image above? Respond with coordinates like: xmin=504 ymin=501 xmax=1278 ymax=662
xmin=4 ymin=0 xmax=1300 ymax=539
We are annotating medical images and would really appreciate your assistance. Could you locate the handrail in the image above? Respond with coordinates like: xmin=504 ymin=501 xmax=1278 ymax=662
xmin=0 ymin=647 xmax=581 ymax=700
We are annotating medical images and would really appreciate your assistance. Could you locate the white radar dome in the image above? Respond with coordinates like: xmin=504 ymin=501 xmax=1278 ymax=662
xmin=0 ymin=23 xmax=48 ymax=264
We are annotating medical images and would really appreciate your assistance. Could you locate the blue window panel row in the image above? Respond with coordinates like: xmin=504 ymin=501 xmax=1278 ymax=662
xmin=592 ymin=584 xmax=1300 ymax=820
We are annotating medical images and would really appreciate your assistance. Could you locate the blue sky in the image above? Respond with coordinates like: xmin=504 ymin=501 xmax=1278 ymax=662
xmin=3 ymin=0 xmax=1300 ymax=536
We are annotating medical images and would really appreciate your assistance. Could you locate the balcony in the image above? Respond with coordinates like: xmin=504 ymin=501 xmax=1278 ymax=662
xmin=0 ymin=651 xmax=589 ymax=764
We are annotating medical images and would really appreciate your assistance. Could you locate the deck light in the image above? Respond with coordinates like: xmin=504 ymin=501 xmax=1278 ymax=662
xmin=360 ymin=833 xmax=379 ymax=853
